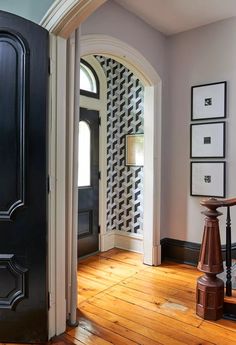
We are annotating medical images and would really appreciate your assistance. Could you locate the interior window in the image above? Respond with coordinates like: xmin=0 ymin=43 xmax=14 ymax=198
xmin=78 ymin=121 xmax=91 ymax=187
xmin=80 ymin=61 xmax=97 ymax=94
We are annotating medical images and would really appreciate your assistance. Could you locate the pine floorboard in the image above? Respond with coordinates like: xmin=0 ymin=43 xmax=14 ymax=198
xmin=68 ymin=248 xmax=236 ymax=345
xmin=5 ymin=248 xmax=236 ymax=344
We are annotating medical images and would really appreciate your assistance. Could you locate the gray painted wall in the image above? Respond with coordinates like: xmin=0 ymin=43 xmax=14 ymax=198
xmin=0 ymin=0 xmax=54 ymax=23
xmin=166 ymin=17 xmax=236 ymax=244
xmin=82 ymin=0 xmax=169 ymax=240
xmin=81 ymin=1 xmax=167 ymax=81
xmin=83 ymin=2 xmax=236 ymax=244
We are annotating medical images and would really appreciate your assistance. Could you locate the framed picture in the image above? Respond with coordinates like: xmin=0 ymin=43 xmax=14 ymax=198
xmin=191 ymin=81 xmax=226 ymax=121
xmin=190 ymin=122 xmax=225 ymax=158
xmin=190 ymin=161 xmax=226 ymax=198
xmin=125 ymin=134 xmax=144 ymax=166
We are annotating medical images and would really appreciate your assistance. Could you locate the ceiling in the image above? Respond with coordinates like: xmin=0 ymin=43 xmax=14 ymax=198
xmin=114 ymin=0 xmax=236 ymax=35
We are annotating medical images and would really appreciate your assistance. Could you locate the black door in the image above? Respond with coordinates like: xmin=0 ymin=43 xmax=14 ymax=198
xmin=0 ymin=11 xmax=48 ymax=342
xmin=78 ymin=108 xmax=99 ymax=257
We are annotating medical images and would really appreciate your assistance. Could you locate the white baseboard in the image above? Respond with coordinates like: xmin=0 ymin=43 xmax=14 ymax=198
xmin=143 ymin=244 xmax=162 ymax=266
xmin=100 ymin=231 xmax=114 ymax=252
xmin=100 ymin=230 xmax=144 ymax=254
xmin=114 ymin=231 xmax=143 ymax=253
xmin=151 ymin=244 xmax=162 ymax=266
xmin=100 ymin=231 xmax=162 ymax=264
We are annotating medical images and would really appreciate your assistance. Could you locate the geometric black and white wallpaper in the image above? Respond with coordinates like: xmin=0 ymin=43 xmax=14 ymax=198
xmin=96 ymin=56 xmax=144 ymax=235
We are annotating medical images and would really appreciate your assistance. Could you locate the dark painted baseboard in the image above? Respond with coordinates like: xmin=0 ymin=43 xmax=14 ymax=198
xmin=161 ymin=238 xmax=236 ymax=266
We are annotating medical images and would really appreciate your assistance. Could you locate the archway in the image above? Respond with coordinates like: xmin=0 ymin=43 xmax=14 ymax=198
xmin=80 ymin=34 xmax=162 ymax=266
xmin=41 ymin=0 xmax=163 ymax=338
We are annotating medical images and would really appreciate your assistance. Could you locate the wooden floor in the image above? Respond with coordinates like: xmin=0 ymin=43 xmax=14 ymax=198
xmin=53 ymin=248 xmax=236 ymax=345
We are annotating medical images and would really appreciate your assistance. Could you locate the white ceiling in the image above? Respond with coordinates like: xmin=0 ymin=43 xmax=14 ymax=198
xmin=114 ymin=0 xmax=236 ymax=35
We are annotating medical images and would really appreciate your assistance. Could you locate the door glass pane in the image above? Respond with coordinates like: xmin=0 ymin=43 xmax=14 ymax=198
xmin=78 ymin=121 xmax=91 ymax=187
xmin=80 ymin=63 xmax=97 ymax=93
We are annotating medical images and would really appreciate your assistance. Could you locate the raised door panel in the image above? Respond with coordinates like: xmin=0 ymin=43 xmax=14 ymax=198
xmin=0 ymin=32 xmax=27 ymax=220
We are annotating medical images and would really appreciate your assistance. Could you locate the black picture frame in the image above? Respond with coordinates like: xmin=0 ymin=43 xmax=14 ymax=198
xmin=190 ymin=121 xmax=226 ymax=159
xmin=190 ymin=161 xmax=226 ymax=198
xmin=191 ymin=81 xmax=227 ymax=121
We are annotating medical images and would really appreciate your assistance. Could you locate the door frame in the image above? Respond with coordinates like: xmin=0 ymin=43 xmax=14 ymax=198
xmin=41 ymin=0 xmax=163 ymax=338
xmin=80 ymin=36 xmax=162 ymax=266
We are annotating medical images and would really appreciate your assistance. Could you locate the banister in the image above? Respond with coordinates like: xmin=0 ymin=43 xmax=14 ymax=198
xmin=201 ymin=197 xmax=236 ymax=208
xmin=226 ymin=206 xmax=232 ymax=296
xmin=197 ymin=197 xmax=235 ymax=321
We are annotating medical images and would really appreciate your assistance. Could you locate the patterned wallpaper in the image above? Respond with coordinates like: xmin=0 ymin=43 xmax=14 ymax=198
xmin=96 ymin=56 xmax=144 ymax=235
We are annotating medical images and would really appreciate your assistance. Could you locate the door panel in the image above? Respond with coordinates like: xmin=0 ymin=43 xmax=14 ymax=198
xmin=0 ymin=31 xmax=27 ymax=220
xmin=0 ymin=11 xmax=48 ymax=342
xmin=78 ymin=108 xmax=99 ymax=257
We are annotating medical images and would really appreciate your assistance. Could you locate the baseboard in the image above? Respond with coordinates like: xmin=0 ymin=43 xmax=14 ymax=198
xmin=100 ymin=231 xmax=114 ymax=252
xmin=143 ymin=244 xmax=162 ymax=266
xmin=100 ymin=231 xmax=144 ymax=254
xmin=161 ymin=238 xmax=236 ymax=266
xmin=114 ymin=231 xmax=143 ymax=253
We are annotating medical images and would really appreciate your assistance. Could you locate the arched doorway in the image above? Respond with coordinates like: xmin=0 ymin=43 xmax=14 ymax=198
xmin=41 ymin=1 xmax=162 ymax=337
xmin=80 ymin=35 xmax=162 ymax=269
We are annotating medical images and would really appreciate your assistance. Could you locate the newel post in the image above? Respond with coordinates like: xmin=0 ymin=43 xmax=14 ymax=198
xmin=196 ymin=198 xmax=224 ymax=320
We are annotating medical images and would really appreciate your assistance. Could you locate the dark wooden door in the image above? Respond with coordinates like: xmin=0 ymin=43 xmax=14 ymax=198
xmin=78 ymin=108 xmax=99 ymax=257
xmin=0 ymin=11 xmax=48 ymax=342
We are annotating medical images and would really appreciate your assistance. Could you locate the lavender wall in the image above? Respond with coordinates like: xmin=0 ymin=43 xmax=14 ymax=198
xmin=82 ymin=3 xmax=236 ymax=244
xmin=81 ymin=1 xmax=167 ymax=80
xmin=166 ymin=17 xmax=236 ymax=243
xmin=82 ymin=0 xmax=169 ymax=240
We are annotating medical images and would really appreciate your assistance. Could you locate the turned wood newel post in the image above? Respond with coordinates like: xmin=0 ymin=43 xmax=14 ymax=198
xmin=196 ymin=198 xmax=224 ymax=320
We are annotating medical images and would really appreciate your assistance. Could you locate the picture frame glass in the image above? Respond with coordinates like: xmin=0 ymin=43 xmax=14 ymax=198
xmin=126 ymin=134 xmax=144 ymax=166
xmin=191 ymin=122 xmax=225 ymax=158
xmin=191 ymin=162 xmax=225 ymax=197
xmin=192 ymin=82 xmax=226 ymax=120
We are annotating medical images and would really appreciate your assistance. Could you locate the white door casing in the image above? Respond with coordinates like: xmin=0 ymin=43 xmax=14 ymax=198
xmin=41 ymin=0 xmax=162 ymax=338
xmin=80 ymin=34 xmax=162 ymax=266
xmin=41 ymin=0 xmax=107 ymax=38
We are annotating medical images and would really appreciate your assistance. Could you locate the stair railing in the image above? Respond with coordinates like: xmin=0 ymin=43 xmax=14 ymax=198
xmin=196 ymin=197 xmax=236 ymax=320
xmin=226 ymin=206 xmax=232 ymax=297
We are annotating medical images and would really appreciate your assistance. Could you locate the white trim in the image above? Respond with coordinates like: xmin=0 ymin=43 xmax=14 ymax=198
xmin=80 ymin=35 xmax=162 ymax=266
xmin=154 ymin=83 xmax=162 ymax=266
xmin=48 ymin=33 xmax=57 ymax=340
xmin=80 ymin=35 xmax=161 ymax=86
xmin=68 ymin=29 xmax=80 ymax=327
xmin=45 ymin=4 xmax=163 ymax=336
xmin=99 ymin=231 xmax=144 ymax=254
xmin=55 ymin=36 xmax=67 ymax=335
xmin=40 ymin=0 xmax=107 ymax=38
xmin=47 ymin=33 xmax=69 ymax=339
xmin=152 ymin=245 xmax=162 ymax=266
xmin=99 ymin=231 xmax=114 ymax=252
xmin=143 ymin=84 xmax=162 ymax=266
xmin=114 ymin=231 xmax=144 ymax=254
xmin=65 ymin=33 xmax=75 ymax=320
